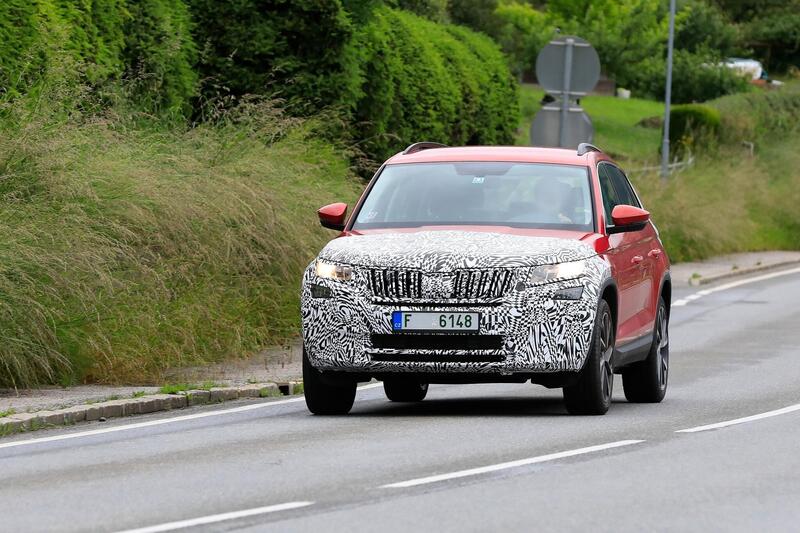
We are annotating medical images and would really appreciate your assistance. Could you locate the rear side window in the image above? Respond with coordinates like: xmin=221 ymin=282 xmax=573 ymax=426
xmin=598 ymin=165 xmax=620 ymax=223
xmin=604 ymin=164 xmax=640 ymax=208
xmin=598 ymin=163 xmax=640 ymax=225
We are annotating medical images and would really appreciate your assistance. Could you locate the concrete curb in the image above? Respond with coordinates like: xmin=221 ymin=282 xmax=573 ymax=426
xmin=0 ymin=381 xmax=302 ymax=437
xmin=688 ymin=259 xmax=800 ymax=286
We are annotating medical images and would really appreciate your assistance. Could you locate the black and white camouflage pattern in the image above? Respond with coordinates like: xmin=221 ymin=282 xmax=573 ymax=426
xmin=301 ymin=231 xmax=610 ymax=374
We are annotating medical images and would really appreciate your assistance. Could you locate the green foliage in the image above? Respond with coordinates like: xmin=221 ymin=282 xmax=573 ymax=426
xmin=121 ymin=0 xmax=198 ymax=115
xmin=675 ymin=0 xmax=738 ymax=57
xmin=668 ymin=104 xmax=721 ymax=156
xmin=187 ymin=0 xmax=356 ymax=110
xmin=349 ymin=8 xmax=518 ymax=163
xmin=715 ymin=0 xmax=800 ymax=71
xmin=448 ymin=0 xmax=503 ymax=36
xmin=628 ymin=48 xmax=751 ymax=104
xmin=494 ymin=2 xmax=555 ymax=76
xmin=711 ymin=83 xmax=800 ymax=142
xmin=391 ymin=0 xmax=450 ymax=21
xmin=0 ymin=0 xmax=196 ymax=114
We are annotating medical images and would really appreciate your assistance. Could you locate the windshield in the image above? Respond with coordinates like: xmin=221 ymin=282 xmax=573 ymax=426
xmin=352 ymin=162 xmax=594 ymax=231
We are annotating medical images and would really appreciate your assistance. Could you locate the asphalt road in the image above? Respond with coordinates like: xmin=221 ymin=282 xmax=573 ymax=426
xmin=2 ymin=268 xmax=800 ymax=533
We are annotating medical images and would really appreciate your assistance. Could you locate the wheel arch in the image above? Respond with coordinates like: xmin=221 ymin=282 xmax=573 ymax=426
xmin=659 ymin=272 xmax=672 ymax=319
xmin=599 ymin=279 xmax=619 ymax=332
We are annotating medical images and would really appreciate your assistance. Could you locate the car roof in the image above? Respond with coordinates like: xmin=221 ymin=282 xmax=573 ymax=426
xmin=384 ymin=146 xmax=610 ymax=167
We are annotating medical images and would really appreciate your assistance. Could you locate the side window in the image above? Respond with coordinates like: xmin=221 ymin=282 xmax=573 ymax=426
xmin=606 ymin=165 xmax=641 ymax=208
xmin=597 ymin=164 xmax=620 ymax=223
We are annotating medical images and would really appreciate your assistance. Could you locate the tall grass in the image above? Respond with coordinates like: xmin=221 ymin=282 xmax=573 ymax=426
xmin=0 ymin=66 xmax=362 ymax=387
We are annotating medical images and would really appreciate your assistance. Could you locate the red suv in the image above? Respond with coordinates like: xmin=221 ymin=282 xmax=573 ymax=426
xmin=301 ymin=143 xmax=671 ymax=415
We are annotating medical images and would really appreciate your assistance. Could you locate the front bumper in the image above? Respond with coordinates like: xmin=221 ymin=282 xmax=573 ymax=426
xmin=301 ymin=260 xmax=608 ymax=374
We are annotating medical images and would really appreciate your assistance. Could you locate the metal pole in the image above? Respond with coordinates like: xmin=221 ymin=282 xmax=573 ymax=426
xmin=559 ymin=38 xmax=574 ymax=148
xmin=660 ymin=0 xmax=676 ymax=179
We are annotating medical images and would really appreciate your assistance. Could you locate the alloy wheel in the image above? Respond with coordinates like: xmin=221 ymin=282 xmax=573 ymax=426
xmin=599 ymin=310 xmax=615 ymax=402
xmin=655 ymin=306 xmax=669 ymax=390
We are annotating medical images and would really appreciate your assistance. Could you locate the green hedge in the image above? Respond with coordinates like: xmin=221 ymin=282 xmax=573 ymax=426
xmin=0 ymin=0 xmax=196 ymax=113
xmin=668 ymin=104 xmax=721 ymax=156
xmin=1 ymin=2 xmax=519 ymax=159
xmin=350 ymin=8 xmax=518 ymax=162
xmin=187 ymin=0 xmax=357 ymax=110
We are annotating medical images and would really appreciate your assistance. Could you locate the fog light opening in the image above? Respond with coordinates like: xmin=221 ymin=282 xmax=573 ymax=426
xmin=552 ymin=286 xmax=584 ymax=301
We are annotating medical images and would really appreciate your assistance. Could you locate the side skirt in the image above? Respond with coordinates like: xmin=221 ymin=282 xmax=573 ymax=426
xmin=612 ymin=331 xmax=653 ymax=372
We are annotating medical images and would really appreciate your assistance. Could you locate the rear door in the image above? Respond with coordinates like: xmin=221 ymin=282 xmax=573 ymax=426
xmin=598 ymin=163 xmax=654 ymax=344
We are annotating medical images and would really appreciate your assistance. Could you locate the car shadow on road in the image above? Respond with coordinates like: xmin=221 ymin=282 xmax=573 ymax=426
xmin=349 ymin=395 xmax=636 ymax=418
xmin=352 ymin=396 xmax=571 ymax=417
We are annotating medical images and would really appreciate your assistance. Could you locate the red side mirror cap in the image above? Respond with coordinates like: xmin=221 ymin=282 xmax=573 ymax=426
xmin=318 ymin=202 xmax=348 ymax=231
xmin=609 ymin=205 xmax=650 ymax=233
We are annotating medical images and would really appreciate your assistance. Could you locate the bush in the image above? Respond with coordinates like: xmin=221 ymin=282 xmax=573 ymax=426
xmin=0 ymin=0 xmax=197 ymax=113
xmin=668 ymin=104 xmax=721 ymax=156
xmin=187 ymin=0 xmax=356 ymax=111
xmin=349 ymin=8 xmax=518 ymax=163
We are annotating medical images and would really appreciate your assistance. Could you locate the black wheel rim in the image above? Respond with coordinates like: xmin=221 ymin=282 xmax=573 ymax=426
xmin=656 ymin=306 xmax=669 ymax=390
xmin=600 ymin=310 xmax=614 ymax=402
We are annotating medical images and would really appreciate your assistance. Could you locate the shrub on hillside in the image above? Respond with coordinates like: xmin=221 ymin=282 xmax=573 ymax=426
xmin=711 ymin=84 xmax=800 ymax=143
xmin=350 ymin=8 xmax=518 ymax=163
xmin=667 ymin=104 xmax=721 ymax=156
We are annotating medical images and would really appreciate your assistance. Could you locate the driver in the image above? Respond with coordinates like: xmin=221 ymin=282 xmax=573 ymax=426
xmin=520 ymin=178 xmax=574 ymax=224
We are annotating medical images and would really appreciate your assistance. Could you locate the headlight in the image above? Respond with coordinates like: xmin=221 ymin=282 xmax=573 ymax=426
xmin=315 ymin=260 xmax=353 ymax=281
xmin=528 ymin=260 xmax=586 ymax=285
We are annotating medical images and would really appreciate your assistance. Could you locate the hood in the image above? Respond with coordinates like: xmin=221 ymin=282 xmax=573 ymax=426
xmin=318 ymin=230 xmax=596 ymax=271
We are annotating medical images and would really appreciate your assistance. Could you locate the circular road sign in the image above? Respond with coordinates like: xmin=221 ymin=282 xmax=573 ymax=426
xmin=535 ymin=36 xmax=601 ymax=95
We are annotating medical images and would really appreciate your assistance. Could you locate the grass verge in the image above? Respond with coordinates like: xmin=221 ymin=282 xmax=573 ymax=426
xmin=0 ymin=80 xmax=362 ymax=387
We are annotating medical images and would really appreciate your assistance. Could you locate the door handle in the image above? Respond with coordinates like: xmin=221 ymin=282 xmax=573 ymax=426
xmin=648 ymin=249 xmax=662 ymax=258
xmin=631 ymin=255 xmax=644 ymax=265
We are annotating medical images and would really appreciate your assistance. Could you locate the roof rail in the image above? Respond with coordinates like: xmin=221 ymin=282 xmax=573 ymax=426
xmin=403 ymin=142 xmax=448 ymax=155
xmin=577 ymin=143 xmax=602 ymax=156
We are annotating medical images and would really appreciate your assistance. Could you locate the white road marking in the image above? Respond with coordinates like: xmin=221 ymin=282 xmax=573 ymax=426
xmin=381 ymin=440 xmax=645 ymax=489
xmin=676 ymin=403 xmax=800 ymax=433
xmin=115 ymin=501 xmax=314 ymax=533
xmin=0 ymin=383 xmax=383 ymax=451
xmin=673 ymin=266 xmax=800 ymax=307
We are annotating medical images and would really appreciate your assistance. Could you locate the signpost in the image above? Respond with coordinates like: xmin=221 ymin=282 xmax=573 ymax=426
xmin=660 ymin=0 xmax=677 ymax=179
xmin=531 ymin=36 xmax=600 ymax=148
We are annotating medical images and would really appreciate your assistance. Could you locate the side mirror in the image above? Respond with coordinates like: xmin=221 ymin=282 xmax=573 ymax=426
xmin=318 ymin=202 xmax=348 ymax=231
xmin=608 ymin=205 xmax=650 ymax=234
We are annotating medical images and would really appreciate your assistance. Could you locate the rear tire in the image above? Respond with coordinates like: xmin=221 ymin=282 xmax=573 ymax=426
xmin=384 ymin=379 xmax=428 ymax=402
xmin=563 ymin=299 xmax=614 ymax=415
xmin=303 ymin=348 xmax=356 ymax=415
xmin=622 ymin=298 xmax=669 ymax=403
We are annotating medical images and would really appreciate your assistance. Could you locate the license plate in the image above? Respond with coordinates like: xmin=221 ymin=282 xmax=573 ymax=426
xmin=392 ymin=311 xmax=479 ymax=332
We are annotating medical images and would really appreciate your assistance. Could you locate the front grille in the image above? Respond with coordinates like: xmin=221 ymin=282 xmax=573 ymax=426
xmin=368 ymin=268 xmax=514 ymax=300
xmin=370 ymin=334 xmax=503 ymax=351
xmin=370 ymin=353 xmax=504 ymax=363
xmin=369 ymin=269 xmax=423 ymax=299
xmin=452 ymin=269 xmax=514 ymax=299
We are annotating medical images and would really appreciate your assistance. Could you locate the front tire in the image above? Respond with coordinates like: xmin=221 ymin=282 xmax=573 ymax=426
xmin=303 ymin=348 xmax=356 ymax=415
xmin=563 ymin=299 xmax=615 ymax=415
xmin=622 ymin=298 xmax=669 ymax=403
xmin=384 ymin=379 xmax=428 ymax=402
